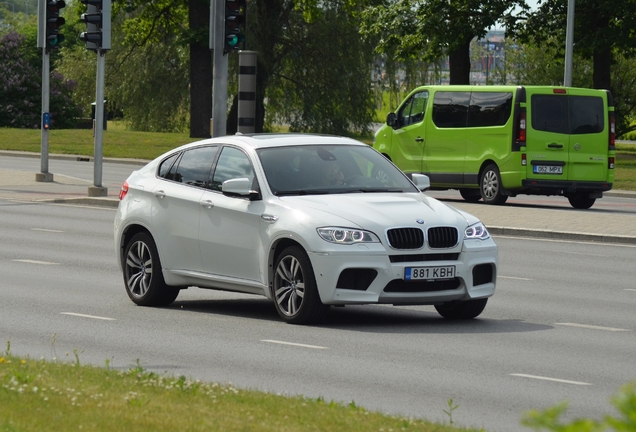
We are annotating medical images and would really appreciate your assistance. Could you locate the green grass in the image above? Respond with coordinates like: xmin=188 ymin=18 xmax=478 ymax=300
xmin=1 ymin=127 xmax=634 ymax=190
xmin=0 ymin=354 xmax=478 ymax=432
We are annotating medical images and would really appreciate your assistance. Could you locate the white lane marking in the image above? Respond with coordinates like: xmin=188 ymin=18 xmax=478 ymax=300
xmin=494 ymin=235 xmax=636 ymax=248
xmin=511 ymin=373 xmax=592 ymax=386
xmin=31 ymin=228 xmax=64 ymax=233
xmin=555 ymin=322 xmax=631 ymax=332
xmin=261 ymin=339 xmax=328 ymax=350
xmin=13 ymin=259 xmax=60 ymax=265
xmin=499 ymin=276 xmax=533 ymax=281
xmin=60 ymin=312 xmax=117 ymax=321
xmin=625 ymin=289 xmax=636 ymax=292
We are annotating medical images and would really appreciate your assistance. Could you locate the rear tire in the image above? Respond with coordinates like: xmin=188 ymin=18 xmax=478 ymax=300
xmin=123 ymin=232 xmax=179 ymax=306
xmin=480 ymin=164 xmax=508 ymax=205
xmin=567 ymin=194 xmax=596 ymax=209
xmin=435 ymin=298 xmax=488 ymax=319
xmin=273 ymin=246 xmax=330 ymax=324
xmin=459 ymin=188 xmax=481 ymax=203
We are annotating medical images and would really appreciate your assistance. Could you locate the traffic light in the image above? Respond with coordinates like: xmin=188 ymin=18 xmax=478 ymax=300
xmin=79 ymin=0 xmax=111 ymax=51
xmin=224 ymin=0 xmax=246 ymax=53
xmin=45 ymin=0 xmax=66 ymax=52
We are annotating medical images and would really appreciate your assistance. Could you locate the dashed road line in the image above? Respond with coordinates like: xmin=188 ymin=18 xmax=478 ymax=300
xmin=555 ymin=322 xmax=631 ymax=332
xmin=511 ymin=373 xmax=592 ymax=386
xmin=60 ymin=312 xmax=117 ymax=321
xmin=31 ymin=228 xmax=64 ymax=233
xmin=261 ymin=339 xmax=328 ymax=350
xmin=499 ymin=276 xmax=533 ymax=281
xmin=13 ymin=259 xmax=60 ymax=265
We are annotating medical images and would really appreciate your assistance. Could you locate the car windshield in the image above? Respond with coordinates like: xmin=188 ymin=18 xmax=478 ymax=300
xmin=257 ymin=144 xmax=419 ymax=196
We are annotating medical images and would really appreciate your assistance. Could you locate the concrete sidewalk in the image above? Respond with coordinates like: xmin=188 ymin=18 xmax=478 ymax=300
xmin=1 ymin=153 xmax=635 ymax=245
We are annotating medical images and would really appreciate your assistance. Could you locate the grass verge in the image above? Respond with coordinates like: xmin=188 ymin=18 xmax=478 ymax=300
xmin=0 ymin=127 xmax=634 ymax=190
xmin=0 ymin=354 xmax=479 ymax=432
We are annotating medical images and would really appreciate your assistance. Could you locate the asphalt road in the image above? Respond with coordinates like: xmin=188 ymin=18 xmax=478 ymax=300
xmin=1 ymin=199 xmax=634 ymax=432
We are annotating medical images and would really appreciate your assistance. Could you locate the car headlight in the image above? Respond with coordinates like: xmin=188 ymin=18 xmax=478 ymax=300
xmin=464 ymin=222 xmax=490 ymax=240
xmin=317 ymin=227 xmax=379 ymax=244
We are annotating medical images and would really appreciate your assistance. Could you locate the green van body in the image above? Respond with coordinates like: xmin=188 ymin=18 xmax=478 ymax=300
xmin=373 ymin=85 xmax=615 ymax=209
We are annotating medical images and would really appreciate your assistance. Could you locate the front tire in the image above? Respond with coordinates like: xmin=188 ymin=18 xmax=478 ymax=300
xmin=567 ymin=193 xmax=596 ymax=209
xmin=435 ymin=298 xmax=488 ymax=319
xmin=123 ymin=232 xmax=179 ymax=306
xmin=273 ymin=246 xmax=329 ymax=324
xmin=480 ymin=164 xmax=508 ymax=205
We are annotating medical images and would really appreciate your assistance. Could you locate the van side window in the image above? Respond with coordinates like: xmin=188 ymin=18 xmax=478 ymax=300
xmin=570 ymin=96 xmax=604 ymax=134
xmin=432 ymin=92 xmax=470 ymax=128
xmin=397 ymin=91 xmax=428 ymax=127
xmin=467 ymin=92 xmax=513 ymax=127
xmin=531 ymin=95 xmax=569 ymax=134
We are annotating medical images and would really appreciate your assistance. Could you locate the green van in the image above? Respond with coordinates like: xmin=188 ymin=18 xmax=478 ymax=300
xmin=373 ymin=85 xmax=615 ymax=209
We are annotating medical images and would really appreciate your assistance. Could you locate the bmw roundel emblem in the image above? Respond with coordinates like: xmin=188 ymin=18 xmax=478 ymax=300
xmin=416 ymin=219 xmax=425 ymax=224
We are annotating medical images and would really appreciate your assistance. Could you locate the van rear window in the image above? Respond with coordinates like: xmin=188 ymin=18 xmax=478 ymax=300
xmin=432 ymin=91 xmax=512 ymax=128
xmin=531 ymin=95 xmax=604 ymax=134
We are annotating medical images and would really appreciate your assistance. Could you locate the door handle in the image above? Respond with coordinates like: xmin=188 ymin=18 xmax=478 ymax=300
xmin=415 ymin=137 xmax=424 ymax=143
xmin=153 ymin=190 xmax=166 ymax=198
xmin=547 ymin=143 xmax=563 ymax=149
xmin=261 ymin=214 xmax=278 ymax=223
xmin=200 ymin=200 xmax=214 ymax=209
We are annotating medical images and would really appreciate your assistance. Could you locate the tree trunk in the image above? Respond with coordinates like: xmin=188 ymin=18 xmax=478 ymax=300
xmin=189 ymin=0 xmax=212 ymax=138
xmin=592 ymin=48 xmax=611 ymax=91
xmin=448 ymin=37 xmax=472 ymax=85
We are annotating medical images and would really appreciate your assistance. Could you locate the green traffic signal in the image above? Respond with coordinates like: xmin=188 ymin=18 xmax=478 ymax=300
xmin=224 ymin=0 xmax=246 ymax=53
xmin=45 ymin=0 xmax=66 ymax=51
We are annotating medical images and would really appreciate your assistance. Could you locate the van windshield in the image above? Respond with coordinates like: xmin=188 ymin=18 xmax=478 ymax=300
xmin=531 ymin=95 xmax=604 ymax=135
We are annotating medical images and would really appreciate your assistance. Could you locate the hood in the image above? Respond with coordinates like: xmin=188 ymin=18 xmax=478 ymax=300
xmin=278 ymin=192 xmax=472 ymax=231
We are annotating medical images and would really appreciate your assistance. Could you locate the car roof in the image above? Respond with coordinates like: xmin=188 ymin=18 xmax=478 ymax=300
xmin=177 ymin=133 xmax=366 ymax=151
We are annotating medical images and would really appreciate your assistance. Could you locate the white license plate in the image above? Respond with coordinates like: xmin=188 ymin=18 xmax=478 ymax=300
xmin=405 ymin=266 xmax=455 ymax=281
xmin=533 ymin=165 xmax=563 ymax=174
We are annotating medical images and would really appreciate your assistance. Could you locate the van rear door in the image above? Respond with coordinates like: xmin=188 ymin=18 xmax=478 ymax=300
xmin=526 ymin=89 xmax=608 ymax=183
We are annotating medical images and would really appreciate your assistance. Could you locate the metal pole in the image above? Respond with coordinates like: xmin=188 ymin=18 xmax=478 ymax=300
xmin=88 ymin=50 xmax=107 ymax=196
xmin=211 ymin=0 xmax=228 ymax=137
xmin=238 ymin=50 xmax=256 ymax=134
xmin=36 ymin=47 xmax=53 ymax=182
xmin=563 ymin=0 xmax=575 ymax=87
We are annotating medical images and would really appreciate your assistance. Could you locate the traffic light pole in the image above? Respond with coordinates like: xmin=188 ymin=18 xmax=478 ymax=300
xmin=36 ymin=47 xmax=54 ymax=182
xmin=211 ymin=0 xmax=227 ymax=137
xmin=88 ymin=50 xmax=107 ymax=197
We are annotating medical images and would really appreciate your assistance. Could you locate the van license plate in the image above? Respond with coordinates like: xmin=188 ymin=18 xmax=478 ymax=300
xmin=405 ymin=266 xmax=455 ymax=280
xmin=533 ymin=165 xmax=563 ymax=174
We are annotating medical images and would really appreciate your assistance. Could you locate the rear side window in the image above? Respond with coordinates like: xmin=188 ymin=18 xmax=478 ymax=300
xmin=169 ymin=146 xmax=218 ymax=187
xmin=467 ymin=92 xmax=513 ymax=127
xmin=432 ymin=92 xmax=469 ymax=128
xmin=531 ymin=95 xmax=604 ymax=134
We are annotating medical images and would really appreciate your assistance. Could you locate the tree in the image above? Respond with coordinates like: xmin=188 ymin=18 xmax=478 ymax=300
xmin=0 ymin=30 xmax=81 ymax=128
xmin=360 ymin=0 xmax=528 ymax=84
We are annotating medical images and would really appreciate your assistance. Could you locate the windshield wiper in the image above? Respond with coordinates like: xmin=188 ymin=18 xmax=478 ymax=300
xmin=275 ymin=189 xmax=332 ymax=196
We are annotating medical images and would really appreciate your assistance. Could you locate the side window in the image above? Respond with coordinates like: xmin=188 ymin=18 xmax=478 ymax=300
xmin=172 ymin=146 xmax=218 ymax=187
xmin=397 ymin=97 xmax=415 ymax=127
xmin=467 ymin=92 xmax=513 ymax=127
xmin=210 ymin=146 xmax=255 ymax=192
xmin=158 ymin=153 xmax=180 ymax=180
xmin=398 ymin=91 xmax=428 ymax=127
xmin=432 ymin=92 xmax=470 ymax=128
xmin=531 ymin=95 xmax=568 ymax=134
xmin=569 ymin=96 xmax=604 ymax=134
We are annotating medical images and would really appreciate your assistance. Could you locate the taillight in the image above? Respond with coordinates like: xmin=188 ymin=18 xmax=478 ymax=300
xmin=119 ymin=181 xmax=129 ymax=200
xmin=609 ymin=112 xmax=616 ymax=150
xmin=521 ymin=153 xmax=527 ymax=166
xmin=518 ymin=111 xmax=526 ymax=144
xmin=609 ymin=157 xmax=615 ymax=170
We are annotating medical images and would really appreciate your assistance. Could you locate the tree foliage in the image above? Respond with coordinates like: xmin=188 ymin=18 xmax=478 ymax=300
xmin=360 ymin=0 xmax=528 ymax=84
xmin=0 ymin=29 xmax=81 ymax=129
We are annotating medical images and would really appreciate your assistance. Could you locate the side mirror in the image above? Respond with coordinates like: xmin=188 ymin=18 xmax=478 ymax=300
xmin=222 ymin=178 xmax=255 ymax=197
xmin=386 ymin=112 xmax=397 ymax=128
xmin=411 ymin=173 xmax=430 ymax=191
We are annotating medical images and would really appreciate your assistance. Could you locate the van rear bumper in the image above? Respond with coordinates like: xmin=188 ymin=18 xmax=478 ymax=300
xmin=521 ymin=179 xmax=613 ymax=195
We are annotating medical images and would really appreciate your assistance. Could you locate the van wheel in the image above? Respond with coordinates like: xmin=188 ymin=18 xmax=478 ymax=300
xmin=568 ymin=194 xmax=596 ymax=209
xmin=459 ymin=189 xmax=481 ymax=202
xmin=435 ymin=298 xmax=488 ymax=319
xmin=480 ymin=164 xmax=508 ymax=205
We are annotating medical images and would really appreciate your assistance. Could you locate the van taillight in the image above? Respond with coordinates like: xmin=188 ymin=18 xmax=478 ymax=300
xmin=119 ymin=181 xmax=129 ymax=200
xmin=522 ymin=153 xmax=527 ymax=166
xmin=609 ymin=112 xmax=616 ymax=150
xmin=609 ymin=157 xmax=615 ymax=169
xmin=518 ymin=112 xmax=526 ymax=143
